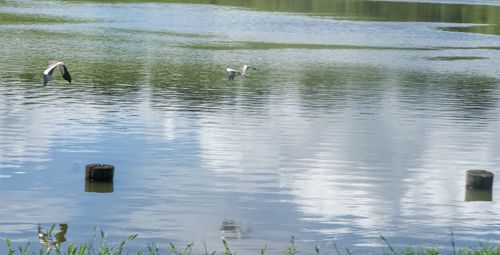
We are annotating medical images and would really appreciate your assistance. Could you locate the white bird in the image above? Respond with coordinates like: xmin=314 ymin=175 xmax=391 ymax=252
xmin=43 ymin=60 xmax=71 ymax=86
xmin=225 ymin=65 xmax=257 ymax=80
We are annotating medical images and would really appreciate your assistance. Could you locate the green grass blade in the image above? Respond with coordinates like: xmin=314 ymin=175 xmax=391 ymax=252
xmin=19 ymin=242 xmax=30 ymax=255
xmin=5 ymin=238 xmax=15 ymax=255
xmin=260 ymin=244 xmax=268 ymax=255
xmin=169 ymin=243 xmax=180 ymax=255
xmin=128 ymin=234 xmax=139 ymax=241
xmin=182 ymin=242 xmax=194 ymax=255
xmin=222 ymin=238 xmax=233 ymax=255
xmin=381 ymin=235 xmax=397 ymax=255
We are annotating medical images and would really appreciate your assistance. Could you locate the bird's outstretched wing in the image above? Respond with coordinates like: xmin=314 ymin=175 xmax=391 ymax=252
xmin=59 ymin=64 xmax=72 ymax=84
xmin=240 ymin=65 xmax=248 ymax=73
xmin=240 ymin=65 xmax=256 ymax=76
xmin=43 ymin=68 xmax=54 ymax=86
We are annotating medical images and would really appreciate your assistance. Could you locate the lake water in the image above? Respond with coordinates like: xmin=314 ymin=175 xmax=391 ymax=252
xmin=1 ymin=0 xmax=500 ymax=254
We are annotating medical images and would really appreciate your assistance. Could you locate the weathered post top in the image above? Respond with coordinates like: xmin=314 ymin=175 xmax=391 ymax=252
xmin=85 ymin=163 xmax=115 ymax=182
xmin=466 ymin=170 xmax=494 ymax=190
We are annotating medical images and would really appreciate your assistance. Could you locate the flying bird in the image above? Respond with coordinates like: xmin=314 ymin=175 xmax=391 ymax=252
xmin=43 ymin=60 xmax=71 ymax=86
xmin=225 ymin=65 xmax=257 ymax=80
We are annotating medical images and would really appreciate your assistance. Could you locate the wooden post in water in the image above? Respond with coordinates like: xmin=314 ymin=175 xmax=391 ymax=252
xmin=465 ymin=170 xmax=494 ymax=190
xmin=465 ymin=170 xmax=494 ymax=202
xmin=85 ymin=164 xmax=114 ymax=182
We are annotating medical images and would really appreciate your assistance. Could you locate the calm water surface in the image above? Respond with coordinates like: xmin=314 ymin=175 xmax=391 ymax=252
xmin=1 ymin=0 xmax=500 ymax=253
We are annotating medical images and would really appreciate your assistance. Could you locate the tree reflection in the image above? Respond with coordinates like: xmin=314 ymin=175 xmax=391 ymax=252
xmin=398 ymin=70 xmax=499 ymax=121
xmin=76 ymin=0 xmax=500 ymax=34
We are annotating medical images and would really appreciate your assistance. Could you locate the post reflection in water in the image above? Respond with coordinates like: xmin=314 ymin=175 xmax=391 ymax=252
xmin=465 ymin=189 xmax=493 ymax=202
xmin=37 ymin=224 xmax=69 ymax=250
xmin=85 ymin=180 xmax=114 ymax=193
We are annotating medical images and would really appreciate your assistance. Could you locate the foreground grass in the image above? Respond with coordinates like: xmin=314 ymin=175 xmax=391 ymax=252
xmin=2 ymin=229 xmax=500 ymax=255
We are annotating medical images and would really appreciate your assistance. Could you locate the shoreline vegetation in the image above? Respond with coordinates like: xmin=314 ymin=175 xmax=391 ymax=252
xmin=2 ymin=228 xmax=500 ymax=255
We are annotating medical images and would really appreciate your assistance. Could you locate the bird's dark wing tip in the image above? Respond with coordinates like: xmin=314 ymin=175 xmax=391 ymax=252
xmin=62 ymin=65 xmax=72 ymax=84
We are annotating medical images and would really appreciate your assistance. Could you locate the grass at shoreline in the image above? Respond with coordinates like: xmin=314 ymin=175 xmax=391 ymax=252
xmin=2 ymin=228 xmax=500 ymax=255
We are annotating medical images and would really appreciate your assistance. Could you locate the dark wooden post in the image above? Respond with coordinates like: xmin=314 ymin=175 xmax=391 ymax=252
xmin=465 ymin=170 xmax=494 ymax=190
xmin=85 ymin=164 xmax=114 ymax=182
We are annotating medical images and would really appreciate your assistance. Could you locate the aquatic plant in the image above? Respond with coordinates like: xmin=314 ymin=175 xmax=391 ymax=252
xmin=3 ymin=229 xmax=500 ymax=255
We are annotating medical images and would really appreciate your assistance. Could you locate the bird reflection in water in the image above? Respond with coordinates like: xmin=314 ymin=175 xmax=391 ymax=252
xmin=37 ymin=224 xmax=68 ymax=251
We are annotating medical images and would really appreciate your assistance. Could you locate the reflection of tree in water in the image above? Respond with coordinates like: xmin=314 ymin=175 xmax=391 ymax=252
xmin=446 ymin=75 xmax=498 ymax=120
xmin=148 ymin=61 xmax=273 ymax=112
xmin=76 ymin=0 xmax=500 ymax=32
xmin=440 ymin=25 xmax=500 ymax=36
xmin=232 ymin=0 xmax=500 ymax=35
xmin=79 ymin=61 xmax=143 ymax=96
xmin=298 ymin=63 xmax=387 ymax=113
xmin=399 ymin=71 xmax=499 ymax=121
